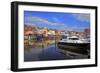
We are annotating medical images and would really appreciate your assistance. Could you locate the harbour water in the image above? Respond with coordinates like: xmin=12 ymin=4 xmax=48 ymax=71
xmin=24 ymin=39 xmax=90 ymax=62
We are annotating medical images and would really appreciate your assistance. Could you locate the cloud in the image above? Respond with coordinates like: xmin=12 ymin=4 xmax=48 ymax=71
xmin=24 ymin=16 xmax=72 ymax=31
xmin=70 ymin=26 xmax=88 ymax=32
xmin=52 ymin=17 xmax=60 ymax=22
xmin=72 ymin=13 xmax=90 ymax=22
xmin=25 ymin=16 xmax=52 ymax=25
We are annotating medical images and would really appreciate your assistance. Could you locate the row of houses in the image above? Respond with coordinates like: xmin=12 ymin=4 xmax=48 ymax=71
xmin=24 ymin=24 xmax=90 ymax=40
xmin=24 ymin=25 xmax=61 ymax=37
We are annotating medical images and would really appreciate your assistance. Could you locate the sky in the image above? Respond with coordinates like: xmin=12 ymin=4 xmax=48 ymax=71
xmin=24 ymin=11 xmax=90 ymax=32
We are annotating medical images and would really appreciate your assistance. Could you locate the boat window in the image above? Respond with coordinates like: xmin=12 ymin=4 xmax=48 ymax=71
xmin=69 ymin=38 xmax=79 ymax=40
xmin=62 ymin=36 xmax=67 ymax=39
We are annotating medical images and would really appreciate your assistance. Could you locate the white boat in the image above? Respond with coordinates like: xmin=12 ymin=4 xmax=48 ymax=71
xmin=57 ymin=36 xmax=90 ymax=50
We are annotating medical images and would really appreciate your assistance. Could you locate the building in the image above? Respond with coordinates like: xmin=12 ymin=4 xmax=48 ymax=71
xmin=24 ymin=24 xmax=38 ymax=35
xmin=84 ymin=28 xmax=90 ymax=38
xmin=24 ymin=25 xmax=39 ymax=40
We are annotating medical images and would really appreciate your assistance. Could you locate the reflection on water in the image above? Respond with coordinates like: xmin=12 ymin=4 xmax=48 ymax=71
xmin=24 ymin=39 xmax=90 ymax=62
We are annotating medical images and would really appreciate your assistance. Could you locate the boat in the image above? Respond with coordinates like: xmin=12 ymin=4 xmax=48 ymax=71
xmin=57 ymin=36 xmax=90 ymax=50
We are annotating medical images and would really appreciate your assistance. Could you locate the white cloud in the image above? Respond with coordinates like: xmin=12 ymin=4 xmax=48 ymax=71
xmin=25 ymin=16 xmax=72 ymax=31
xmin=52 ymin=17 xmax=60 ymax=22
xmin=25 ymin=16 xmax=52 ymax=24
xmin=72 ymin=13 xmax=90 ymax=22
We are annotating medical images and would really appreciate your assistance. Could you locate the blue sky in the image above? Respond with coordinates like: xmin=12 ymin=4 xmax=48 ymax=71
xmin=24 ymin=11 xmax=90 ymax=32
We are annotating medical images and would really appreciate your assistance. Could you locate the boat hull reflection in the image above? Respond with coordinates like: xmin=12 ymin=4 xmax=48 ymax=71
xmin=57 ymin=44 xmax=90 ymax=59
